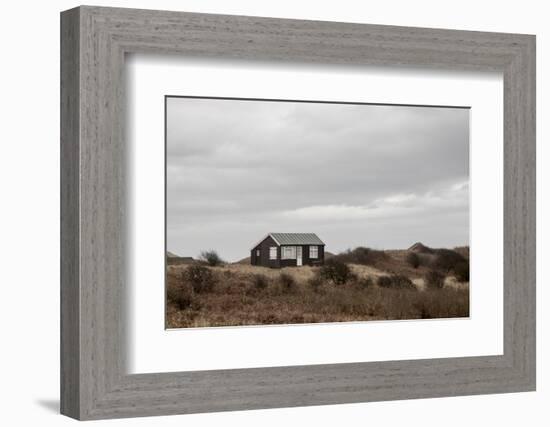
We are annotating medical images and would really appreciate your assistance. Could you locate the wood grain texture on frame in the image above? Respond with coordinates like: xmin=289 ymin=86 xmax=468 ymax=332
xmin=60 ymin=5 xmax=536 ymax=420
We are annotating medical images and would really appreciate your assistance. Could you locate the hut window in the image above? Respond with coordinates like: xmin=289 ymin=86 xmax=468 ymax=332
xmin=282 ymin=246 xmax=296 ymax=259
xmin=309 ymin=246 xmax=319 ymax=259
xmin=256 ymin=249 xmax=260 ymax=257
xmin=269 ymin=247 xmax=277 ymax=260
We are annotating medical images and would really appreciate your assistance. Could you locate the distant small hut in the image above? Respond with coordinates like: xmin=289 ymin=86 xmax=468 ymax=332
xmin=407 ymin=242 xmax=434 ymax=254
xmin=250 ymin=233 xmax=325 ymax=268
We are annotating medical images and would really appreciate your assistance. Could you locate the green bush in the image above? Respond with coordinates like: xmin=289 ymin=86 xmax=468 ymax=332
xmin=425 ymin=270 xmax=445 ymax=289
xmin=182 ymin=264 xmax=216 ymax=293
xmin=406 ymin=252 xmax=421 ymax=269
xmin=319 ymin=259 xmax=355 ymax=284
xmin=199 ymin=249 xmax=224 ymax=266
xmin=377 ymin=274 xmax=416 ymax=290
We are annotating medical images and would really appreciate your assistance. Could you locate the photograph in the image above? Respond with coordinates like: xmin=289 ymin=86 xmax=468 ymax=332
xmin=165 ymin=96 xmax=470 ymax=329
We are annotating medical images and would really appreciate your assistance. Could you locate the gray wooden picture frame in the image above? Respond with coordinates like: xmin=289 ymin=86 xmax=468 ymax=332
xmin=60 ymin=5 xmax=536 ymax=420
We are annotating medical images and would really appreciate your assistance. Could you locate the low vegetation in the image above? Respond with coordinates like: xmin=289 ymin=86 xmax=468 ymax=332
xmin=405 ymin=252 xmax=420 ymax=269
xmin=424 ymin=269 xmax=445 ymax=289
xmin=377 ymin=274 xmax=416 ymax=290
xmin=432 ymin=249 xmax=467 ymax=273
xmin=166 ymin=244 xmax=470 ymax=328
xmin=199 ymin=249 xmax=225 ymax=266
xmin=278 ymin=272 xmax=297 ymax=293
xmin=331 ymin=246 xmax=388 ymax=266
xmin=251 ymin=273 xmax=269 ymax=290
xmin=182 ymin=264 xmax=216 ymax=294
xmin=166 ymin=282 xmax=193 ymax=310
xmin=318 ymin=259 xmax=355 ymax=285
xmin=454 ymin=261 xmax=470 ymax=282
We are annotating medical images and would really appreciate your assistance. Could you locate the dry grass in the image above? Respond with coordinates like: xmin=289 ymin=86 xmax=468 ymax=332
xmin=358 ymin=249 xmax=434 ymax=278
xmin=166 ymin=263 xmax=469 ymax=328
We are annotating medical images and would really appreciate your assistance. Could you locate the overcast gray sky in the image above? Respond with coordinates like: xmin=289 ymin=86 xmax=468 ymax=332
xmin=167 ymin=97 xmax=469 ymax=262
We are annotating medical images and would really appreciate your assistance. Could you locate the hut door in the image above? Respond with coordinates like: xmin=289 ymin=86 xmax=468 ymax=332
xmin=296 ymin=246 xmax=303 ymax=266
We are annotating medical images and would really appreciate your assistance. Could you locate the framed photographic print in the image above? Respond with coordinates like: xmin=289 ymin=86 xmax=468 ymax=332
xmin=61 ymin=6 xmax=535 ymax=420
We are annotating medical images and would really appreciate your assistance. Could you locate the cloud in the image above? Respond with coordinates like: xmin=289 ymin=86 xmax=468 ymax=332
xmin=281 ymin=182 xmax=469 ymax=222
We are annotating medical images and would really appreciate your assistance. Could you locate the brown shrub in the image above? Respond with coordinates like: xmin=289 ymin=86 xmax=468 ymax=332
xmin=319 ymin=259 xmax=355 ymax=285
xmin=182 ymin=265 xmax=216 ymax=293
xmin=377 ymin=274 xmax=416 ymax=290
xmin=413 ymin=288 xmax=469 ymax=318
xmin=424 ymin=270 xmax=445 ymax=289
xmin=406 ymin=252 xmax=421 ymax=268
xmin=279 ymin=272 xmax=297 ymax=293
xmin=454 ymin=261 xmax=470 ymax=282
xmin=307 ymin=275 xmax=324 ymax=293
xmin=332 ymin=246 xmax=388 ymax=266
xmin=199 ymin=249 xmax=224 ymax=266
xmin=353 ymin=276 xmax=374 ymax=290
xmin=251 ymin=273 xmax=269 ymax=290
xmin=369 ymin=287 xmax=419 ymax=318
xmin=453 ymin=246 xmax=470 ymax=259
xmin=166 ymin=282 xmax=194 ymax=310
xmin=330 ymin=291 xmax=371 ymax=316
xmin=432 ymin=249 xmax=466 ymax=273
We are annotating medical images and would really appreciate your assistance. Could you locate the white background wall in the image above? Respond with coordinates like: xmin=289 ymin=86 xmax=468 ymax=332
xmin=0 ymin=0 xmax=546 ymax=425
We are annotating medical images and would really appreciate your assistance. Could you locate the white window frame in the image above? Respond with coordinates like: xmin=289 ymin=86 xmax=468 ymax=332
xmin=281 ymin=246 xmax=297 ymax=260
xmin=309 ymin=245 xmax=319 ymax=259
xmin=269 ymin=247 xmax=277 ymax=260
